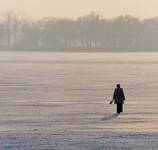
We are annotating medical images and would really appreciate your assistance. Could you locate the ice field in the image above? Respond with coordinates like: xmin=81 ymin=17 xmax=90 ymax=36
xmin=0 ymin=52 xmax=158 ymax=149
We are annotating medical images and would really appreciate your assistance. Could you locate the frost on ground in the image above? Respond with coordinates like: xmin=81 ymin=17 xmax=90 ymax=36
xmin=0 ymin=52 xmax=158 ymax=149
xmin=0 ymin=132 xmax=158 ymax=150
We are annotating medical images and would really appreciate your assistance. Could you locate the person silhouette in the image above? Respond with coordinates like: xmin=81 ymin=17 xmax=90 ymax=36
xmin=110 ymin=84 xmax=125 ymax=114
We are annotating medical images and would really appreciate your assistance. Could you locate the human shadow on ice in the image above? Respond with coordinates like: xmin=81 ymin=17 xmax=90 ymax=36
xmin=102 ymin=113 xmax=119 ymax=121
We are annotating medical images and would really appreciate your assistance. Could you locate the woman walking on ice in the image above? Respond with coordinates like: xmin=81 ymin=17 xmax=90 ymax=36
xmin=110 ymin=84 xmax=126 ymax=114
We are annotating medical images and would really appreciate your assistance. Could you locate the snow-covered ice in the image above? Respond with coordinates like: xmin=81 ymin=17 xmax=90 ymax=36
xmin=0 ymin=52 xmax=158 ymax=149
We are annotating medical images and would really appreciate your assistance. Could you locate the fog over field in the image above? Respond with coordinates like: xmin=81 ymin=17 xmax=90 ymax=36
xmin=0 ymin=1 xmax=158 ymax=51
xmin=0 ymin=52 xmax=158 ymax=149
xmin=1 ymin=12 xmax=158 ymax=51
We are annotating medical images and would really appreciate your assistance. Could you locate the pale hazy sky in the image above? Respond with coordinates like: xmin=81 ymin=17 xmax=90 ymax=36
xmin=0 ymin=0 xmax=158 ymax=19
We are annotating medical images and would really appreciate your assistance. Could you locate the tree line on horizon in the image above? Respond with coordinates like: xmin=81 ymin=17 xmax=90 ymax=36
xmin=0 ymin=11 xmax=158 ymax=51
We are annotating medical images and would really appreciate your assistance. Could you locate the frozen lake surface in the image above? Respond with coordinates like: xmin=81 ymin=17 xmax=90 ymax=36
xmin=0 ymin=52 xmax=158 ymax=149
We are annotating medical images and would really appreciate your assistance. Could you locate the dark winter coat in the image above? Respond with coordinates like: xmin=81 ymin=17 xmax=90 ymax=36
xmin=113 ymin=88 xmax=125 ymax=104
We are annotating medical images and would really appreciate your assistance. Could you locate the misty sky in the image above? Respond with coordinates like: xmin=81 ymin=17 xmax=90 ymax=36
xmin=0 ymin=0 xmax=158 ymax=19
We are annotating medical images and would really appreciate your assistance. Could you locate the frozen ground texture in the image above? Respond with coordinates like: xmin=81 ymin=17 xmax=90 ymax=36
xmin=0 ymin=52 xmax=158 ymax=149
